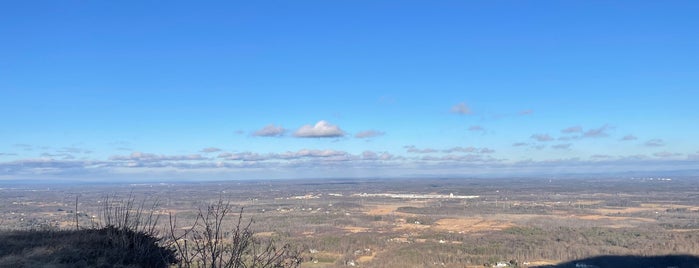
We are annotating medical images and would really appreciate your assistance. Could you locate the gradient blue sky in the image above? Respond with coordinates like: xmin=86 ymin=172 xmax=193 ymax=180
xmin=1 ymin=1 xmax=698 ymax=181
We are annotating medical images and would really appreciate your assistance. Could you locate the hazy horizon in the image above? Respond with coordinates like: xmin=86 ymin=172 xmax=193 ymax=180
xmin=2 ymin=1 xmax=698 ymax=181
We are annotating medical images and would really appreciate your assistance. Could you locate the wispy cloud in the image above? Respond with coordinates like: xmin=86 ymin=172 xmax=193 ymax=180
xmin=653 ymin=152 xmax=683 ymax=158
xmin=294 ymin=120 xmax=345 ymax=138
xmin=217 ymin=149 xmax=353 ymax=162
xmin=450 ymin=102 xmax=472 ymax=115
xmin=519 ymin=109 xmax=533 ymax=115
xmin=443 ymin=146 xmax=495 ymax=154
xmin=583 ymin=124 xmax=612 ymax=138
xmin=404 ymin=145 xmax=438 ymax=154
xmin=552 ymin=143 xmax=572 ymax=150
xmin=253 ymin=124 xmax=286 ymax=137
xmin=361 ymin=151 xmax=394 ymax=161
xmin=620 ymin=134 xmax=637 ymax=141
xmin=200 ymin=147 xmax=222 ymax=153
xmin=355 ymin=130 xmax=385 ymax=139
xmin=217 ymin=152 xmax=266 ymax=161
xmin=645 ymin=139 xmax=665 ymax=147
xmin=512 ymin=142 xmax=528 ymax=147
xmin=420 ymin=154 xmax=493 ymax=162
xmin=58 ymin=147 xmax=92 ymax=154
xmin=561 ymin=126 xmax=583 ymax=134
xmin=530 ymin=134 xmax=554 ymax=142
xmin=558 ymin=136 xmax=577 ymax=141
xmin=468 ymin=125 xmax=484 ymax=132
xmin=110 ymin=152 xmax=207 ymax=162
xmin=40 ymin=153 xmax=75 ymax=160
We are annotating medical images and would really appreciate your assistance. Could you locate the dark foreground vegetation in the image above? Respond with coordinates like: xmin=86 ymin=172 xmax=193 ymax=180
xmin=0 ymin=226 xmax=176 ymax=267
xmin=0 ymin=196 xmax=301 ymax=268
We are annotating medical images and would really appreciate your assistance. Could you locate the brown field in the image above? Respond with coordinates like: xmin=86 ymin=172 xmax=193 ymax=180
xmin=433 ymin=218 xmax=515 ymax=233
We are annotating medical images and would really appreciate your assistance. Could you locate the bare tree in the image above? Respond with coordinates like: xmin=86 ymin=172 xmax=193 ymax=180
xmin=167 ymin=198 xmax=302 ymax=268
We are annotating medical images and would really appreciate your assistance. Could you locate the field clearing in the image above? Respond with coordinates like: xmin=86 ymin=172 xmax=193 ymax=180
xmin=433 ymin=218 xmax=515 ymax=233
xmin=364 ymin=204 xmax=416 ymax=217
xmin=342 ymin=226 xmax=371 ymax=233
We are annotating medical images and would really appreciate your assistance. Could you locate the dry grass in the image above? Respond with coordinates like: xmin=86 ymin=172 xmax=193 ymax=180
xmin=433 ymin=218 xmax=514 ymax=233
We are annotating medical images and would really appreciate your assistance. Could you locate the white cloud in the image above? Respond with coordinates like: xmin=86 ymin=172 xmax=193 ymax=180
xmin=583 ymin=124 xmax=612 ymax=138
xmin=200 ymin=147 xmax=222 ymax=153
xmin=294 ymin=120 xmax=345 ymax=138
xmin=519 ymin=109 xmax=533 ymax=115
xmin=561 ymin=126 xmax=583 ymax=134
xmin=558 ymin=136 xmax=578 ymax=141
xmin=450 ymin=102 xmax=472 ymax=115
xmin=530 ymin=134 xmax=554 ymax=142
xmin=253 ymin=124 xmax=286 ymax=137
xmin=362 ymin=151 xmax=378 ymax=160
xmin=361 ymin=151 xmax=393 ymax=161
xmin=110 ymin=152 xmax=206 ymax=162
xmin=443 ymin=146 xmax=495 ymax=154
xmin=645 ymin=139 xmax=665 ymax=147
xmin=217 ymin=151 xmax=267 ymax=161
xmin=404 ymin=145 xmax=438 ymax=154
xmin=621 ymin=134 xmax=637 ymax=141
xmin=512 ymin=142 xmax=528 ymax=147
xmin=653 ymin=152 xmax=682 ymax=158
xmin=355 ymin=130 xmax=385 ymax=139
xmin=58 ymin=147 xmax=92 ymax=154
xmin=480 ymin=148 xmax=496 ymax=154
xmin=217 ymin=149 xmax=352 ymax=162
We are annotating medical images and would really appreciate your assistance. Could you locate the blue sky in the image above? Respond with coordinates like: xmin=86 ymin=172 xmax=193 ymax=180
xmin=1 ymin=1 xmax=698 ymax=181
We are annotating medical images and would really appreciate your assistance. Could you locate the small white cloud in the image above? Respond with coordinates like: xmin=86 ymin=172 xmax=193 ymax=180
xmin=620 ymin=134 xmax=637 ymax=141
xmin=294 ymin=120 xmax=345 ymax=138
xmin=512 ymin=142 xmax=528 ymax=147
xmin=552 ymin=143 xmax=572 ymax=150
xmin=253 ymin=124 xmax=286 ymax=137
xmin=530 ymin=134 xmax=554 ymax=142
xmin=450 ymin=102 xmax=472 ymax=115
xmin=583 ymin=124 xmax=612 ymax=138
xmin=645 ymin=139 xmax=665 ymax=147
xmin=355 ymin=130 xmax=385 ymax=139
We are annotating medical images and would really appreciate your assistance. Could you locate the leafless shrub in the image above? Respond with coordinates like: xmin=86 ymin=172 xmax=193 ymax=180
xmin=167 ymin=198 xmax=302 ymax=268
